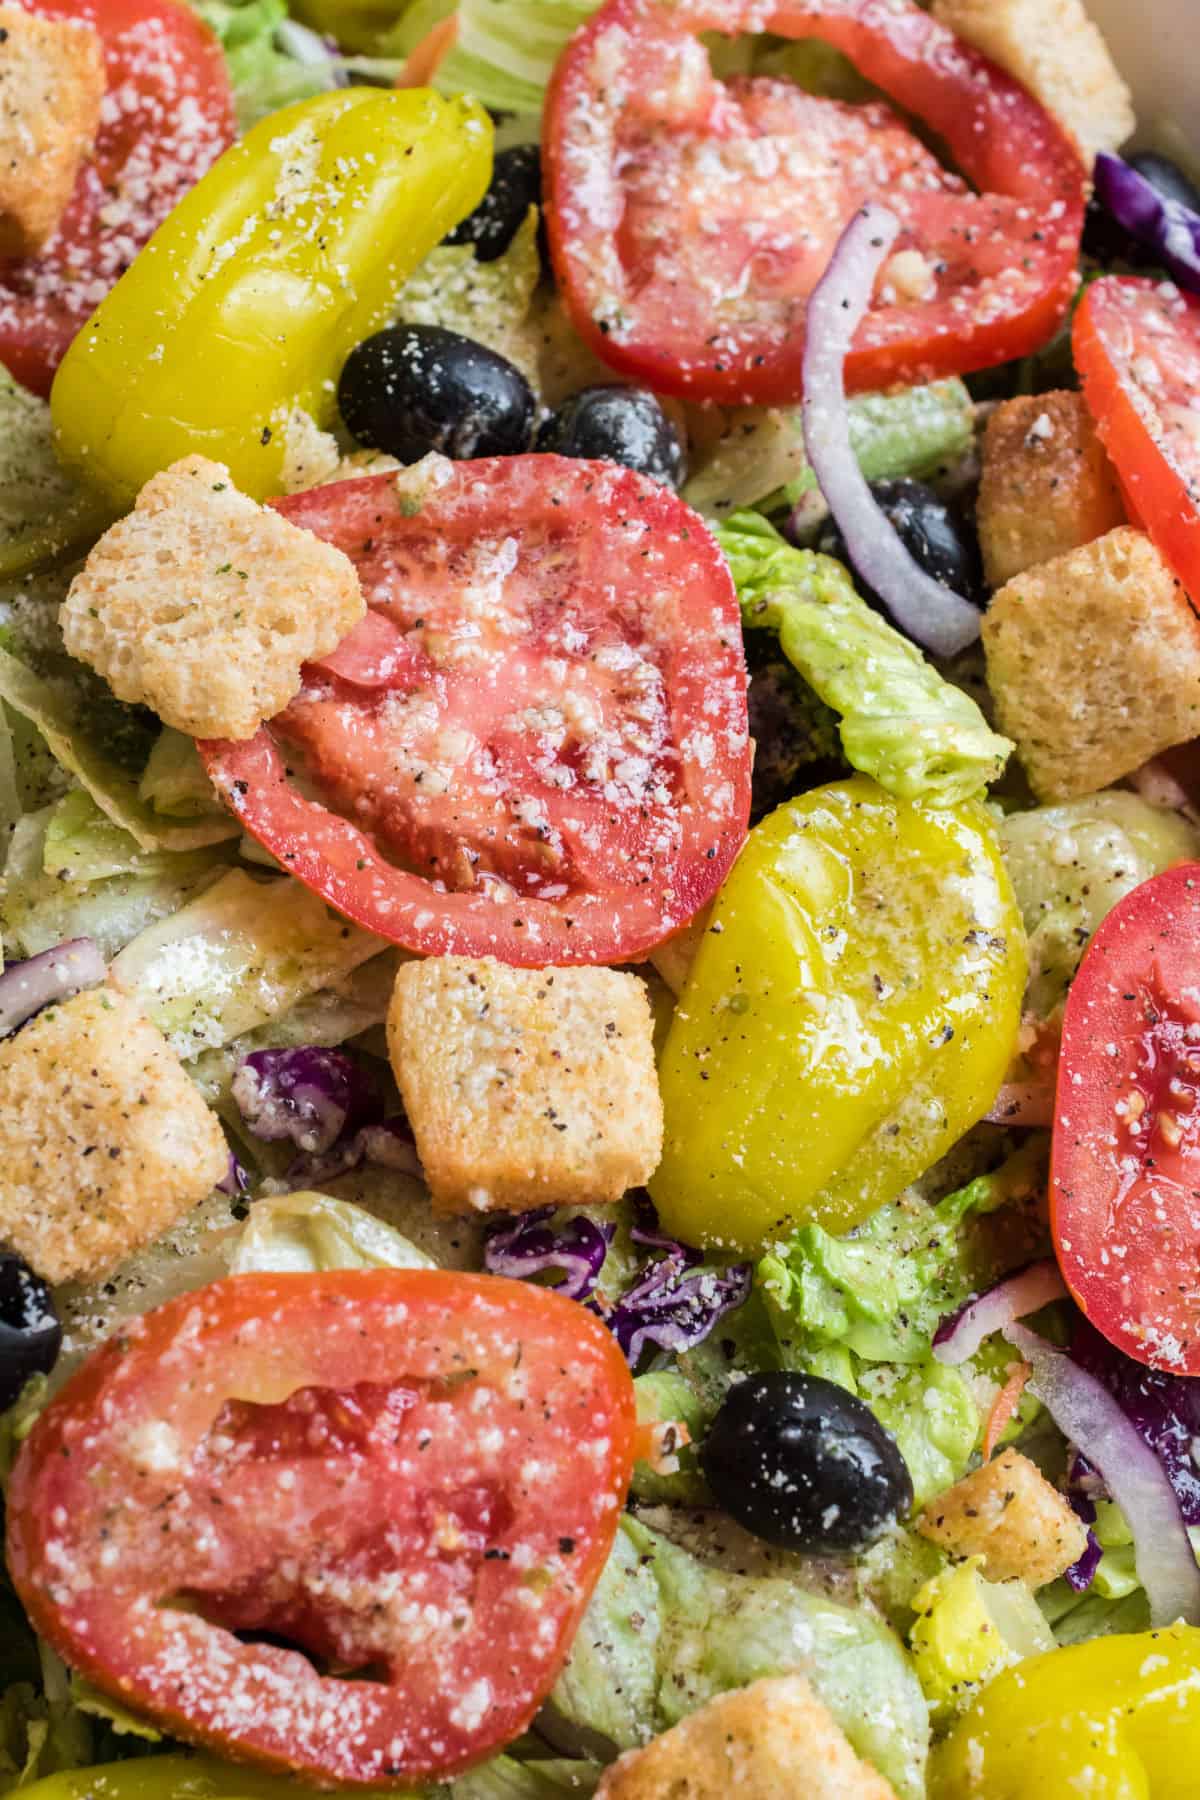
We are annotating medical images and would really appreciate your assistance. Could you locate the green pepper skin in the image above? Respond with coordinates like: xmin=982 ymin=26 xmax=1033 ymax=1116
xmin=649 ymin=777 xmax=1026 ymax=1252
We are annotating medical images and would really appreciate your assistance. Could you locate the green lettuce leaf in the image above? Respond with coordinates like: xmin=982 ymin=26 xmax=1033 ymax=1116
xmin=552 ymin=1516 xmax=927 ymax=1799
xmin=228 ymin=1190 xmax=435 ymax=1274
xmin=110 ymin=868 xmax=386 ymax=1056
xmin=716 ymin=512 xmax=1010 ymax=806
xmin=193 ymin=0 xmax=348 ymax=128
xmin=396 ymin=206 xmax=544 ymax=387
xmin=758 ymin=1141 xmax=1047 ymax=1366
xmin=0 ymin=372 xmax=109 ymax=581
xmin=685 ymin=379 xmax=974 ymax=520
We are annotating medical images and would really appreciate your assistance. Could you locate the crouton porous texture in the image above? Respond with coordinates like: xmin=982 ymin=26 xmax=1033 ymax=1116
xmin=0 ymin=5 xmax=104 ymax=256
xmin=932 ymin=0 xmax=1133 ymax=167
xmin=917 ymin=1448 xmax=1089 ymax=1589
xmin=595 ymin=1673 xmax=897 ymax=1800
xmin=387 ymin=956 xmax=663 ymax=1214
xmin=60 ymin=456 xmax=365 ymax=741
xmin=0 ymin=988 xmax=229 ymax=1285
xmin=982 ymin=527 xmax=1200 ymax=801
xmin=978 ymin=391 xmax=1126 ymax=589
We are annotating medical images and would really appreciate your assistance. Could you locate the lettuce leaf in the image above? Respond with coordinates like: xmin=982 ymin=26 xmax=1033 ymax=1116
xmin=193 ymin=0 xmax=349 ymax=128
xmin=228 ymin=1189 xmax=435 ymax=1274
xmin=0 ymin=371 xmax=109 ymax=582
xmin=716 ymin=512 xmax=1010 ymax=806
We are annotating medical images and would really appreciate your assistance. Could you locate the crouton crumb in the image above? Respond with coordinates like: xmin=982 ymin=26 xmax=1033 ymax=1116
xmin=0 ymin=5 xmax=104 ymax=256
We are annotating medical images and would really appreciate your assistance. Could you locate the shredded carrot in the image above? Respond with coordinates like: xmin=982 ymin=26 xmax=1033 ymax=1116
xmin=983 ymin=1360 xmax=1032 ymax=1461
xmin=396 ymin=15 xmax=458 ymax=89
xmin=632 ymin=1417 xmax=692 ymax=1474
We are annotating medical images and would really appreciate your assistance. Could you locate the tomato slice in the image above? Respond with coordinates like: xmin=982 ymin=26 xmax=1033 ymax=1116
xmin=5 ymin=1270 xmax=638 ymax=1786
xmin=0 ymin=0 xmax=234 ymax=397
xmin=543 ymin=0 xmax=1086 ymax=406
xmin=201 ymin=456 xmax=751 ymax=966
xmin=1051 ymin=861 xmax=1200 ymax=1375
xmin=1074 ymin=277 xmax=1200 ymax=600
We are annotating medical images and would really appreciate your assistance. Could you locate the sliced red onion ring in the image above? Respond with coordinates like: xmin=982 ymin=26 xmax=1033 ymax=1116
xmin=984 ymin=1080 xmax=1055 ymax=1129
xmin=1094 ymin=153 xmax=1200 ymax=297
xmin=933 ymin=1260 xmax=1067 ymax=1365
xmin=1004 ymin=1323 xmax=1200 ymax=1627
xmin=0 ymin=938 xmax=106 ymax=1037
xmin=802 ymin=205 xmax=982 ymax=659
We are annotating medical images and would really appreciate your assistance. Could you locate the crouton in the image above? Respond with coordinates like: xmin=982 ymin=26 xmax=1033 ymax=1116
xmin=0 ymin=988 xmax=228 ymax=1285
xmin=60 ymin=456 xmax=364 ymax=741
xmin=595 ymin=1674 xmax=897 ymax=1800
xmin=932 ymin=0 xmax=1133 ymax=167
xmin=982 ymin=527 xmax=1200 ymax=801
xmin=978 ymin=392 xmax=1125 ymax=589
xmin=387 ymin=956 xmax=662 ymax=1214
xmin=0 ymin=5 xmax=104 ymax=256
xmin=917 ymin=1448 xmax=1088 ymax=1588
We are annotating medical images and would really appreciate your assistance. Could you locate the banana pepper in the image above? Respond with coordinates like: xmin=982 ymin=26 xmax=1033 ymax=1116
xmin=931 ymin=1623 xmax=1200 ymax=1797
xmin=648 ymin=776 xmax=1026 ymax=1252
xmin=50 ymin=88 xmax=492 ymax=505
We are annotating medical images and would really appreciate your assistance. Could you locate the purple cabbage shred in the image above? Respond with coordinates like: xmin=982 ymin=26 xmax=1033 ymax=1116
xmin=607 ymin=1255 xmax=753 ymax=1367
xmin=232 ymin=1047 xmax=379 ymax=1156
xmin=1094 ymin=152 xmax=1200 ymax=296
xmin=484 ymin=1208 xmax=615 ymax=1304
xmin=1071 ymin=1317 xmax=1200 ymax=1525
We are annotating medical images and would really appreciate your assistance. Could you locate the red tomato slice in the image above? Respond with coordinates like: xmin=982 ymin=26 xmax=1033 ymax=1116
xmin=1075 ymin=276 xmax=1200 ymax=600
xmin=5 ymin=1270 xmax=638 ymax=1786
xmin=200 ymin=456 xmax=751 ymax=966
xmin=0 ymin=0 xmax=234 ymax=397
xmin=1051 ymin=861 xmax=1200 ymax=1375
xmin=543 ymin=0 xmax=1086 ymax=405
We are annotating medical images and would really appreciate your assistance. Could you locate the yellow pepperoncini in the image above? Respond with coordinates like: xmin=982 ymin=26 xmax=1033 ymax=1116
xmin=930 ymin=1623 xmax=1200 ymax=1797
xmin=649 ymin=776 xmax=1026 ymax=1252
xmin=51 ymin=88 xmax=492 ymax=506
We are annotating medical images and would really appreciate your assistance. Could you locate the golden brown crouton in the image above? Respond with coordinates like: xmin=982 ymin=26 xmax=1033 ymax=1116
xmin=982 ymin=527 xmax=1200 ymax=801
xmin=0 ymin=5 xmax=104 ymax=256
xmin=387 ymin=956 xmax=662 ymax=1214
xmin=596 ymin=1674 xmax=897 ymax=1800
xmin=978 ymin=392 xmax=1126 ymax=589
xmin=917 ymin=1448 xmax=1088 ymax=1589
xmin=60 ymin=456 xmax=364 ymax=741
xmin=932 ymin=0 xmax=1133 ymax=167
xmin=0 ymin=988 xmax=228 ymax=1284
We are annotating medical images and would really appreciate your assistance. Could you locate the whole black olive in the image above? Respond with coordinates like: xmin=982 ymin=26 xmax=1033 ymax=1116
xmin=0 ymin=1253 xmax=61 ymax=1409
xmin=537 ymin=385 xmax=687 ymax=488
xmin=817 ymin=478 xmax=985 ymax=612
xmin=701 ymin=1372 xmax=913 ymax=1553
xmin=446 ymin=145 xmax=543 ymax=263
xmin=338 ymin=324 xmax=536 ymax=464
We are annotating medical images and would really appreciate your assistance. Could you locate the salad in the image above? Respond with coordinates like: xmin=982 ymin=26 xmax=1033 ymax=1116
xmin=3 ymin=0 xmax=1200 ymax=1794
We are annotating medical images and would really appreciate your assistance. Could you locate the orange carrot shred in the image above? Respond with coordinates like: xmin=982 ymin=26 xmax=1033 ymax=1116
xmin=984 ymin=1360 xmax=1032 ymax=1461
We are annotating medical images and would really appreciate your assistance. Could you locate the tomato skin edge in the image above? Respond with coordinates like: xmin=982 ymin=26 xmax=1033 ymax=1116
xmin=5 ymin=1270 xmax=639 ymax=1786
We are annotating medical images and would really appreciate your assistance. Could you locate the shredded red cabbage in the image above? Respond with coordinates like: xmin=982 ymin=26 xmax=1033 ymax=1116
xmin=217 ymin=1150 xmax=251 ymax=1198
xmin=232 ymin=1046 xmax=379 ymax=1156
xmin=484 ymin=1208 xmax=616 ymax=1304
xmin=607 ymin=1255 xmax=752 ymax=1368
xmin=289 ymin=1115 xmax=422 ymax=1186
xmin=1094 ymin=153 xmax=1200 ymax=296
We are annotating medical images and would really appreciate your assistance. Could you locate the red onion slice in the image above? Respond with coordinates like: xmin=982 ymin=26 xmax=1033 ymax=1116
xmin=933 ymin=1260 xmax=1067 ymax=1365
xmin=802 ymin=205 xmax=983 ymax=659
xmin=1005 ymin=1323 xmax=1200 ymax=1627
xmin=0 ymin=938 xmax=107 ymax=1037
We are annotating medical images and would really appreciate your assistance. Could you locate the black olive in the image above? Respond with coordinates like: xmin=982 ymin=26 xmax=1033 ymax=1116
xmin=0 ymin=1254 xmax=61 ymax=1409
xmin=338 ymin=324 xmax=537 ymax=465
xmin=537 ymin=386 xmax=687 ymax=488
xmin=446 ymin=145 xmax=543 ymax=263
xmin=745 ymin=644 xmax=846 ymax=823
xmin=1083 ymin=153 xmax=1200 ymax=269
xmin=817 ymin=477 xmax=985 ymax=612
xmin=701 ymin=1372 xmax=913 ymax=1553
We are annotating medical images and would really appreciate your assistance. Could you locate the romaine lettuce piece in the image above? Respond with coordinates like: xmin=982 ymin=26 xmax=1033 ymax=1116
xmin=452 ymin=1760 xmax=601 ymax=1798
xmin=385 ymin=0 xmax=597 ymax=114
xmin=856 ymin=1359 xmax=979 ymax=1509
xmin=109 ymin=868 xmax=385 ymax=1055
xmin=685 ymin=379 xmax=974 ymax=519
xmin=2 ymin=806 xmax=230 ymax=959
xmin=1001 ymin=792 xmax=1200 ymax=1017
xmin=716 ymin=512 xmax=1010 ymax=806
xmin=228 ymin=1190 xmax=435 ymax=1274
xmin=551 ymin=1516 xmax=927 ymax=1800
xmin=138 ymin=728 xmax=230 ymax=821
xmin=194 ymin=0 xmax=353 ymax=128
xmin=0 ymin=645 xmax=237 ymax=853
